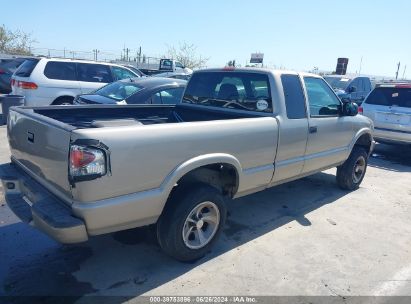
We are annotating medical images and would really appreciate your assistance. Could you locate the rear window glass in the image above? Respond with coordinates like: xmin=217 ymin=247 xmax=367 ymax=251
xmin=44 ymin=61 xmax=77 ymax=80
xmin=365 ymin=87 xmax=411 ymax=108
xmin=77 ymin=63 xmax=113 ymax=83
xmin=183 ymin=72 xmax=272 ymax=112
xmin=95 ymin=81 xmax=143 ymax=101
xmin=1 ymin=58 xmax=26 ymax=72
xmin=281 ymin=74 xmax=306 ymax=119
xmin=14 ymin=59 xmax=39 ymax=77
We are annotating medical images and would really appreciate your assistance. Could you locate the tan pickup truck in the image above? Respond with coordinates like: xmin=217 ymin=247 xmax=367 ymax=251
xmin=1 ymin=68 xmax=374 ymax=261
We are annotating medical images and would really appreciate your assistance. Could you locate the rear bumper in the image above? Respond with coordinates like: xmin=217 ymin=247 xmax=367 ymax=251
xmin=374 ymin=127 xmax=411 ymax=145
xmin=0 ymin=163 xmax=88 ymax=243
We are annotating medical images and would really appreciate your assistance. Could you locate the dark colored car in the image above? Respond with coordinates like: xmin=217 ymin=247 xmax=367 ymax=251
xmin=323 ymin=75 xmax=372 ymax=105
xmin=0 ymin=57 xmax=29 ymax=93
xmin=74 ymin=77 xmax=187 ymax=105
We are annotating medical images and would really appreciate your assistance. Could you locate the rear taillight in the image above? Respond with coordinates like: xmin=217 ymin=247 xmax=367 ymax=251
xmin=11 ymin=78 xmax=15 ymax=86
xmin=358 ymin=106 xmax=363 ymax=114
xmin=0 ymin=68 xmax=5 ymax=74
xmin=18 ymin=81 xmax=38 ymax=89
xmin=69 ymin=145 xmax=106 ymax=178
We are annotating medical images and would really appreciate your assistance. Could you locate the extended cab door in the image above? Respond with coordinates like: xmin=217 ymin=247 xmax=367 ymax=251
xmin=301 ymin=77 xmax=354 ymax=174
xmin=271 ymin=74 xmax=309 ymax=183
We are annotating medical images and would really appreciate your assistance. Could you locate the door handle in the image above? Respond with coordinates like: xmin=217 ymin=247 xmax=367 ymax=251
xmin=309 ymin=126 xmax=318 ymax=134
xmin=27 ymin=131 xmax=34 ymax=143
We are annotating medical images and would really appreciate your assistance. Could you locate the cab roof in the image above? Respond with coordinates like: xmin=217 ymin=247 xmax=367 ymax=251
xmin=193 ymin=67 xmax=321 ymax=78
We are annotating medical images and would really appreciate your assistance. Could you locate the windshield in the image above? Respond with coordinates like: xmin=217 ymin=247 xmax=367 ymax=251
xmin=365 ymin=87 xmax=411 ymax=108
xmin=324 ymin=76 xmax=352 ymax=90
xmin=183 ymin=72 xmax=272 ymax=113
xmin=95 ymin=81 xmax=143 ymax=101
xmin=126 ymin=66 xmax=144 ymax=77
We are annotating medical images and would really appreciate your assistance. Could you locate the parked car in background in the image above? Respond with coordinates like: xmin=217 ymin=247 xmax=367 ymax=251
xmin=74 ymin=77 xmax=186 ymax=105
xmin=324 ymin=75 xmax=372 ymax=105
xmin=11 ymin=58 xmax=141 ymax=106
xmin=361 ymin=83 xmax=411 ymax=145
xmin=154 ymin=71 xmax=192 ymax=81
xmin=0 ymin=57 xmax=29 ymax=93
xmin=140 ymin=59 xmax=192 ymax=76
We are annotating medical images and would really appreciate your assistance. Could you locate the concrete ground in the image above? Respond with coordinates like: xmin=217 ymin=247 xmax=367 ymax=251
xmin=0 ymin=120 xmax=410 ymax=301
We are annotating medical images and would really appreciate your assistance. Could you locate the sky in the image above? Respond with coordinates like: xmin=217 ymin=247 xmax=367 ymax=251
xmin=2 ymin=0 xmax=410 ymax=78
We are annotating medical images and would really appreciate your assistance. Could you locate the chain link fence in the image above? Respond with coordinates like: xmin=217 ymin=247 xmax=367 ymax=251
xmin=0 ymin=47 xmax=164 ymax=70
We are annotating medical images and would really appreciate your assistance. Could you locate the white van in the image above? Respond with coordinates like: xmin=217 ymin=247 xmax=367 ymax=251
xmin=11 ymin=58 xmax=141 ymax=106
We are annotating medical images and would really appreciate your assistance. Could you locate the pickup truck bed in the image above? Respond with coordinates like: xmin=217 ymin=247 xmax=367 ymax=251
xmin=29 ymin=103 xmax=260 ymax=128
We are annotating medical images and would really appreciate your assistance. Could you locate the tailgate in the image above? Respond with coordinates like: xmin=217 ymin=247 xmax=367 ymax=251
xmin=374 ymin=107 xmax=411 ymax=130
xmin=7 ymin=108 xmax=73 ymax=199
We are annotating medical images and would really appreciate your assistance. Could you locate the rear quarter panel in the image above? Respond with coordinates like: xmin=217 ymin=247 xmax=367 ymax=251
xmin=70 ymin=117 xmax=279 ymax=202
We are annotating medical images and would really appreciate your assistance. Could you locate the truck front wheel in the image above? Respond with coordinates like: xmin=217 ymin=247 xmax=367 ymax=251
xmin=336 ymin=147 xmax=368 ymax=190
xmin=157 ymin=183 xmax=227 ymax=262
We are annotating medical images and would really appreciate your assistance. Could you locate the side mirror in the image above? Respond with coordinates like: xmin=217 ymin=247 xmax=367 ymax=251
xmin=343 ymin=102 xmax=359 ymax=116
xmin=349 ymin=86 xmax=357 ymax=93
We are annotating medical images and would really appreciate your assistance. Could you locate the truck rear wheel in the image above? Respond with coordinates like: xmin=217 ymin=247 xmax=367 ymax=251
xmin=157 ymin=183 xmax=227 ymax=262
xmin=336 ymin=147 xmax=368 ymax=190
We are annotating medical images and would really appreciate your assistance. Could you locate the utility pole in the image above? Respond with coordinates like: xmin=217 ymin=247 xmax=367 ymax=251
xmin=63 ymin=48 xmax=66 ymax=58
xmin=359 ymin=56 xmax=363 ymax=74
xmin=138 ymin=46 xmax=142 ymax=63
xmin=93 ymin=49 xmax=99 ymax=61
xmin=402 ymin=65 xmax=407 ymax=79
xmin=123 ymin=46 xmax=130 ymax=61
xmin=395 ymin=62 xmax=401 ymax=80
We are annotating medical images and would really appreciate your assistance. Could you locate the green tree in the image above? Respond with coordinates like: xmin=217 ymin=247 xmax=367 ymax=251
xmin=0 ymin=25 xmax=35 ymax=55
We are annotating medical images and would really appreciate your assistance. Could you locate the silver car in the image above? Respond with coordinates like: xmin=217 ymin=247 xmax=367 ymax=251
xmin=362 ymin=83 xmax=411 ymax=144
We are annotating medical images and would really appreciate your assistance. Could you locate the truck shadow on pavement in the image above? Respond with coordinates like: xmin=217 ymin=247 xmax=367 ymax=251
xmin=1 ymin=171 xmax=352 ymax=302
xmin=368 ymin=143 xmax=411 ymax=172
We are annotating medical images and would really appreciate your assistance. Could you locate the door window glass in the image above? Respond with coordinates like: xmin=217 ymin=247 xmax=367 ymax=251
xmin=349 ymin=79 xmax=359 ymax=93
xmin=77 ymin=63 xmax=113 ymax=83
xmin=281 ymin=74 xmax=307 ymax=119
xmin=304 ymin=77 xmax=341 ymax=116
xmin=357 ymin=78 xmax=365 ymax=93
xmin=44 ymin=61 xmax=76 ymax=80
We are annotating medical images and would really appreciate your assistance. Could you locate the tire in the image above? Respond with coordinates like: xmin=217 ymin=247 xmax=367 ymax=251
xmin=336 ymin=147 xmax=368 ymax=190
xmin=157 ymin=183 xmax=227 ymax=262
xmin=53 ymin=97 xmax=73 ymax=105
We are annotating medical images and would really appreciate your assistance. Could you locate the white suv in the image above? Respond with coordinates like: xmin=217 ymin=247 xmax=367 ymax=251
xmin=362 ymin=83 xmax=411 ymax=144
xmin=11 ymin=58 xmax=140 ymax=106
